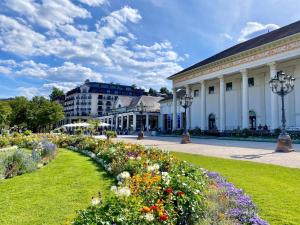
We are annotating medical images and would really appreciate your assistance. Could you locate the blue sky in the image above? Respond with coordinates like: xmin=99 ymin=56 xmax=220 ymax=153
xmin=0 ymin=0 xmax=300 ymax=98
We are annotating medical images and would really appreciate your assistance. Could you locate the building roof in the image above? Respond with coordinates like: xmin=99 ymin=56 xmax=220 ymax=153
xmin=66 ymin=80 xmax=146 ymax=96
xmin=168 ymin=20 xmax=300 ymax=79
xmin=115 ymin=95 xmax=163 ymax=112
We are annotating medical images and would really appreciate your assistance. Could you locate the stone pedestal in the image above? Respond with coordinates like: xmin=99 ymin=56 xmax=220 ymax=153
xmin=275 ymin=134 xmax=294 ymax=152
xmin=181 ymin=132 xmax=191 ymax=144
xmin=137 ymin=131 xmax=144 ymax=140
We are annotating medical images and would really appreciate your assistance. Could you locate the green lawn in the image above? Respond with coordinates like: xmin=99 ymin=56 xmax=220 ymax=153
xmin=0 ymin=149 xmax=113 ymax=225
xmin=173 ymin=152 xmax=300 ymax=225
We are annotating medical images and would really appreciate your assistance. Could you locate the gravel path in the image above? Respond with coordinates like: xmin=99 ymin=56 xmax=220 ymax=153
xmin=108 ymin=135 xmax=300 ymax=169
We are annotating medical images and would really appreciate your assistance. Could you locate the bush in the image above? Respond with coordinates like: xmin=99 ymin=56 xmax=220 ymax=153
xmin=23 ymin=130 xmax=32 ymax=136
xmin=75 ymin=128 xmax=83 ymax=135
xmin=104 ymin=130 xmax=117 ymax=141
xmin=1 ymin=149 xmax=37 ymax=179
xmin=0 ymin=137 xmax=10 ymax=148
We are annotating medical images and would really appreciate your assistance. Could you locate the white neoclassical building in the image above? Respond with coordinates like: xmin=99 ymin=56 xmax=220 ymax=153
xmin=162 ymin=20 xmax=300 ymax=132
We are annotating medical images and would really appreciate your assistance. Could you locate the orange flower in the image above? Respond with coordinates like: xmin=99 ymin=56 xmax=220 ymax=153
xmin=177 ymin=191 xmax=185 ymax=197
xmin=159 ymin=214 xmax=169 ymax=221
xmin=142 ymin=206 xmax=151 ymax=213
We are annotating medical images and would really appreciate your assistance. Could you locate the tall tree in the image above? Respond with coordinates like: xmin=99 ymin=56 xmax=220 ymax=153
xmin=0 ymin=101 xmax=12 ymax=128
xmin=148 ymin=88 xmax=158 ymax=96
xmin=160 ymin=87 xmax=171 ymax=95
xmin=49 ymin=87 xmax=64 ymax=102
xmin=9 ymin=97 xmax=30 ymax=128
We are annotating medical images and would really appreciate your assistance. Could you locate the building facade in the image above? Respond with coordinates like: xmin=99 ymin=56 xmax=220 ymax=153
xmin=164 ymin=20 xmax=300 ymax=132
xmin=63 ymin=80 xmax=146 ymax=124
xmin=99 ymin=95 xmax=163 ymax=132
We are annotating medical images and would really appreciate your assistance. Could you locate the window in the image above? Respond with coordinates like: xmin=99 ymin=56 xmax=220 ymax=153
xmin=208 ymin=86 xmax=214 ymax=94
xmin=194 ymin=89 xmax=199 ymax=97
xmin=248 ymin=77 xmax=254 ymax=87
xmin=226 ymin=82 xmax=233 ymax=91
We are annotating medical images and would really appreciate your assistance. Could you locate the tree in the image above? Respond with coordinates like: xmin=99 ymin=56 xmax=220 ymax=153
xmin=131 ymin=84 xmax=137 ymax=89
xmin=87 ymin=119 xmax=101 ymax=135
xmin=160 ymin=87 xmax=171 ymax=95
xmin=0 ymin=101 xmax=12 ymax=128
xmin=9 ymin=97 xmax=30 ymax=128
xmin=49 ymin=87 xmax=64 ymax=102
xmin=148 ymin=88 xmax=158 ymax=96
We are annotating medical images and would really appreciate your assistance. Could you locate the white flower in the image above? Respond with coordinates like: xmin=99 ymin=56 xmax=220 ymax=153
xmin=147 ymin=166 xmax=154 ymax=171
xmin=137 ymin=156 xmax=141 ymax=160
xmin=116 ymin=187 xmax=131 ymax=197
xmin=161 ymin=172 xmax=171 ymax=185
xmin=91 ymin=197 xmax=100 ymax=205
xmin=117 ymin=171 xmax=131 ymax=181
xmin=144 ymin=213 xmax=154 ymax=221
xmin=147 ymin=164 xmax=160 ymax=172
xmin=153 ymin=164 xmax=160 ymax=170
xmin=110 ymin=186 xmax=117 ymax=192
xmin=129 ymin=156 xmax=135 ymax=160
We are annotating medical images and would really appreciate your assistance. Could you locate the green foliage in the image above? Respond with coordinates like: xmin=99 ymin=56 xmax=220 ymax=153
xmin=148 ymin=87 xmax=158 ymax=96
xmin=1 ymin=149 xmax=37 ymax=179
xmin=75 ymin=128 xmax=83 ymax=135
xmin=104 ymin=130 xmax=117 ymax=140
xmin=160 ymin=87 xmax=171 ymax=95
xmin=49 ymin=87 xmax=64 ymax=102
xmin=0 ymin=137 xmax=10 ymax=148
xmin=0 ymin=101 xmax=12 ymax=128
xmin=23 ymin=130 xmax=32 ymax=136
xmin=9 ymin=96 xmax=29 ymax=128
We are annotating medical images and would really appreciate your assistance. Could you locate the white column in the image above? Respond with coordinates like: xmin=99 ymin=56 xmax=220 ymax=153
xmin=269 ymin=62 xmax=279 ymax=130
xmin=172 ymin=88 xmax=177 ymax=130
xmin=219 ymin=76 xmax=225 ymax=131
xmin=200 ymin=80 xmax=206 ymax=131
xmin=115 ymin=115 xmax=118 ymax=130
xmin=133 ymin=114 xmax=137 ymax=131
xmin=241 ymin=69 xmax=249 ymax=129
xmin=146 ymin=113 xmax=149 ymax=131
xmin=126 ymin=115 xmax=129 ymax=129
xmin=185 ymin=85 xmax=191 ymax=130
xmin=120 ymin=116 xmax=123 ymax=130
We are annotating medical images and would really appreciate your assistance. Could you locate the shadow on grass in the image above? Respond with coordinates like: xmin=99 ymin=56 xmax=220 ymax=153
xmin=230 ymin=151 xmax=277 ymax=160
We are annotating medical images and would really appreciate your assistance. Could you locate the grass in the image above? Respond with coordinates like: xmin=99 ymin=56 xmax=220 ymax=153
xmin=0 ymin=149 xmax=113 ymax=225
xmin=173 ymin=152 xmax=300 ymax=225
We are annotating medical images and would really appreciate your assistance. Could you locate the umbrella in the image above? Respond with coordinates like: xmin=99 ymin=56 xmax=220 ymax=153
xmin=63 ymin=122 xmax=91 ymax=128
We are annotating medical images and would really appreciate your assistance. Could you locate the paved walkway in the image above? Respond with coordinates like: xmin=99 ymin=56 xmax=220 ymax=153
xmin=106 ymin=135 xmax=300 ymax=169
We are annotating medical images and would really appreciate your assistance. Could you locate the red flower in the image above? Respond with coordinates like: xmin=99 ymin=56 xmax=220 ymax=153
xmin=150 ymin=205 xmax=158 ymax=211
xmin=165 ymin=188 xmax=173 ymax=194
xmin=159 ymin=214 xmax=169 ymax=221
xmin=177 ymin=191 xmax=185 ymax=197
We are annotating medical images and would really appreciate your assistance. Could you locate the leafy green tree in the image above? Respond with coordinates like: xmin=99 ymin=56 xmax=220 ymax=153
xmin=9 ymin=97 xmax=30 ymax=128
xmin=160 ymin=87 xmax=171 ymax=95
xmin=0 ymin=101 xmax=12 ymax=128
xmin=49 ymin=87 xmax=64 ymax=102
xmin=148 ymin=88 xmax=158 ymax=96
xmin=87 ymin=119 xmax=101 ymax=135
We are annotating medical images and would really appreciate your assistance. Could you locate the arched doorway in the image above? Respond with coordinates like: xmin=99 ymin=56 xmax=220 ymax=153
xmin=208 ymin=114 xmax=216 ymax=130
xmin=249 ymin=110 xmax=256 ymax=130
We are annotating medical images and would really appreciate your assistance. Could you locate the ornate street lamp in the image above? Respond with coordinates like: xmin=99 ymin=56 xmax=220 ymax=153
xmin=137 ymin=101 xmax=147 ymax=140
xmin=269 ymin=70 xmax=295 ymax=152
xmin=179 ymin=94 xmax=193 ymax=144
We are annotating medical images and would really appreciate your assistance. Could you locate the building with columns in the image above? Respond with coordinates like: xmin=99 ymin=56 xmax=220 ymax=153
xmin=163 ymin=20 xmax=300 ymax=132
xmin=99 ymin=95 xmax=163 ymax=132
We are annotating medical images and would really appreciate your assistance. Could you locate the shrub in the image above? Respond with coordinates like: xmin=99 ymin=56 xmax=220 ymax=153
xmin=75 ymin=128 xmax=83 ymax=135
xmin=104 ymin=130 xmax=117 ymax=141
xmin=2 ymin=149 xmax=37 ymax=179
xmin=23 ymin=130 xmax=32 ymax=136
xmin=0 ymin=137 xmax=10 ymax=148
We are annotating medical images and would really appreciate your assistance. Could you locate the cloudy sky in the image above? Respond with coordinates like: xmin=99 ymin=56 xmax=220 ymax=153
xmin=0 ymin=0 xmax=300 ymax=98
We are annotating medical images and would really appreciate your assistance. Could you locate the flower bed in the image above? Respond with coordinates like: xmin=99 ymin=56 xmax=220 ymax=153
xmin=0 ymin=134 xmax=58 ymax=179
xmin=51 ymin=135 xmax=268 ymax=225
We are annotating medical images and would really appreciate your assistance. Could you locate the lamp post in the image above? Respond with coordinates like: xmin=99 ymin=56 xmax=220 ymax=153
xmin=137 ymin=102 xmax=147 ymax=140
xmin=111 ymin=107 xmax=118 ymax=131
xmin=269 ymin=70 xmax=295 ymax=152
xmin=179 ymin=94 xmax=193 ymax=144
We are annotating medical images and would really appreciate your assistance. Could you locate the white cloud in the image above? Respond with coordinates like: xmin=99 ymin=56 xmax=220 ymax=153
xmin=5 ymin=0 xmax=91 ymax=29
xmin=238 ymin=22 xmax=280 ymax=42
xmin=221 ymin=33 xmax=233 ymax=40
xmin=0 ymin=66 xmax=11 ymax=75
xmin=17 ymin=87 xmax=39 ymax=99
xmin=78 ymin=0 xmax=108 ymax=6
xmin=42 ymin=82 xmax=78 ymax=93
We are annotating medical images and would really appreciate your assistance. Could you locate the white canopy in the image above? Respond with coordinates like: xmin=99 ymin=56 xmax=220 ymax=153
xmin=99 ymin=122 xmax=111 ymax=127
xmin=63 ymin=122 xmax=91 ymax=128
